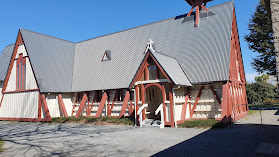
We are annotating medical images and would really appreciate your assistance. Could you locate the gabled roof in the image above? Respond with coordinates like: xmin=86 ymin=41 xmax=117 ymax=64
xmin=0 ymin=1 xmax=235 ymax=92
xmin=151 ymin=52 xmax=192 ymax=86
xmin=20 ymin=29 xmax=75 ymax=93
xmin=73 ymin=1 xmax=234 ymax=91
xmin=0 ymin=44 xmax=14 ymax=81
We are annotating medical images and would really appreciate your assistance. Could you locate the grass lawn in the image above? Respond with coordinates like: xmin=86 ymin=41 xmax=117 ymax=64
xmin=249 ymin=110 xmax=260 ymax=115
xmin=0 ymin=139 xmax=3 ymax=152
xmin=49 ymin=116 xmax=134 ymax=125
xmin=178 ymin=119 xmax=227 ymax=129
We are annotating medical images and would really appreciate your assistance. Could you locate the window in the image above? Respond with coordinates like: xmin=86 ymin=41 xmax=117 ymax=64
xmin=148 ymin=65 xmax=156 ymax=80
xmin=16 ymin=54 xmax=26 ymax=90
xmin=102 ymin=50 xmax=111 ymax=61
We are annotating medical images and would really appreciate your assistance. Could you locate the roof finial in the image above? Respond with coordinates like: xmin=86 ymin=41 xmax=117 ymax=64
xmin=144 ymin=39 xmax=156 ymax=53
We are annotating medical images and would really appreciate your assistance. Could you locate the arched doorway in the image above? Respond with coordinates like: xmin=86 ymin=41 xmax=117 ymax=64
xmin=145 ymin=85 xmax=163 ymax=119
xmin=141 ymin=83 xmax=166 ymax=122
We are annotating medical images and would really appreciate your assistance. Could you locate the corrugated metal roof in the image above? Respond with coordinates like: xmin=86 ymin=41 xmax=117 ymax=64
xmin=0 ymin=44 xmax=14 ymax=81
xmin=72 ymin=1 xmax=234 ymax=91
xmin=151 ymin=52 xmax=192 ymax=86
xmin=20 ymin=29 xmax=75 ymax=93
xmin=4 ymin=1 xmax=234 ymax=92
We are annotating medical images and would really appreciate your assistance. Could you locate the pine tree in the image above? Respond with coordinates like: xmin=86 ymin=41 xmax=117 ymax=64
xmin=245 ymin=1 xmax=276 ymax=75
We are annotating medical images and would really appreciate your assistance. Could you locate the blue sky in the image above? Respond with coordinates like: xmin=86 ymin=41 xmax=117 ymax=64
xmin=0 ymin=0 xmax=259 ymax=82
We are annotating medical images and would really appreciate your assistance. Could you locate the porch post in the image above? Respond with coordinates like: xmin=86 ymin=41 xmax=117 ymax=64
xmin=135 ymin=85 xmax=139 ymax=125
xmin=169 ymin=84 xmax=175 ymax=128
xmin=141 ymin=84 xmax=146 ymax=121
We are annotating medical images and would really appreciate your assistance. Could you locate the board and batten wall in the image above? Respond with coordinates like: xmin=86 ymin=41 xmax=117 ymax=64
xmin=172 ymin=82 xmax=223 ymax=123
xmin=190 ymin=82 xmax=223 ymax=119
xmin=45 ymin=93 xmax=74 ymax=118
xmin=0 ymin=45 xmax=40 ymax=118
xmin=0 ymin=81 xmax=3 ymax=102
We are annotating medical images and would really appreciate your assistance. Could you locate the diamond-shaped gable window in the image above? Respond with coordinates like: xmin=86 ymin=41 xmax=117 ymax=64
xmin=102 ymin=50 xmax=111 ymax=61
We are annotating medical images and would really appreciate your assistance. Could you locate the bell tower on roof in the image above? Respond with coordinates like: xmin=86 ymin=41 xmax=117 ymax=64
xmin=185 ymin=0 xmax=213 ymax=27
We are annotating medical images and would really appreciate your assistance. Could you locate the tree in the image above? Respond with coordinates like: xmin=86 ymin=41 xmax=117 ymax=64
xmin=255 ymin=74 xmax=270 ymax=82
xmin=245 ymin=1 xmax=276 ymax=75
xmin=246 ymin=74 xmax=277 ymax=104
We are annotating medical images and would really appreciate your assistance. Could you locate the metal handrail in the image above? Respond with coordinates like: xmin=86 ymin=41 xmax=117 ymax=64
xmin=155 ymin=103 xmax=164 ymax=128
xmin=137 ymin=104 xmax=148 ymax=127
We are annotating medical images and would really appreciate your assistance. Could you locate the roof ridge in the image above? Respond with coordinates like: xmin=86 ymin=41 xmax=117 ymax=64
xmin=19 ymin=28 xmax=75 ymax=44
xmin=76 ymin=1 xmax=233 ymax=44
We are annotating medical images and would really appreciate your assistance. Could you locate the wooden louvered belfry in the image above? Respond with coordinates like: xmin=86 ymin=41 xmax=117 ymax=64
xmin=185 ymin=0 xmax=213 ymax=27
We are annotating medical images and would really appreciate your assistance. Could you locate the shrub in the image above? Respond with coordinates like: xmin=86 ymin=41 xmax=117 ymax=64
xmin=0 ymin=139 xmax=3 ymax=152
xmin=178 ymin=119 xmax=227 ymax=129
xmin=49 ymin=116 xmax=134 ymax=125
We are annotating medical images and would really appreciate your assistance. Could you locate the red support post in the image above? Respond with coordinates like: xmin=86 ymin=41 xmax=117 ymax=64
xmin=181 ymin=95 xmax=189 ymax=121
xmin=221 ymin=82 xmax=229 ymax=122
xmin=95 ymin=92 xmax=108 ymax=118
xmin=169 ymin=84 xmax=175 ymax=128
xmin=41 ymin=94 xmax=51 ymax=122
xmin=58 ymin=94 xmax=68 ymax=117
xmin=75 ymin=94 xmax=88 ymax=118
xmin=195 ymin=6 xmax=200 ymax=27
xmin=190 ymin=86 xmax=205 ymax=117
xmin=209 ymin=86 xmax=222 ymax=105
xmin=119 ymin=91 xmax=131 ymax=118
xmin=38 ymin=92 xmax=41 ymax=118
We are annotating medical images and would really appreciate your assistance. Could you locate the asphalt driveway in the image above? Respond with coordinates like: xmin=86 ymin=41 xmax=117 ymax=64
xmin=0 ymin=120 xmax=278 ymax=157
xmin=0 ymin=122 xmax=206 ymax=157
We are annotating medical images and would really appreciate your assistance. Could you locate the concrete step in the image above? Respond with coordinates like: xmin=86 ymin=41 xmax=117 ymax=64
xmin=142 ymin=119 xmax=161 ymax=127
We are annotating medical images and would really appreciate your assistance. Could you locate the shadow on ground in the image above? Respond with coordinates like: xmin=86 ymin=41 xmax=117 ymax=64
xmin=152 ymin=124 xmax=279 ymax=157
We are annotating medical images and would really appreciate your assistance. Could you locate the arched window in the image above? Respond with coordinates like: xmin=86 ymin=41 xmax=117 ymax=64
xmin=16 ymin=54 xmax=26 ymax=90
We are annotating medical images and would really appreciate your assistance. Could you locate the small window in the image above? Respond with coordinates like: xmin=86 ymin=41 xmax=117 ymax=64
xmin=102 ymin=50 xmax=111 ymax=61
xmin=148 ymin=65 xmax=156 ymax=80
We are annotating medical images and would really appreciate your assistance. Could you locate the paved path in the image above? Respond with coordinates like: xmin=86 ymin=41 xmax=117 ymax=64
xmin=0 ymin=122 xmax=206 ymax=157
xmin=236 ymin=110 xmax=279 ymax=125
xmin=0 ymin=119 xmax=279 ymax=157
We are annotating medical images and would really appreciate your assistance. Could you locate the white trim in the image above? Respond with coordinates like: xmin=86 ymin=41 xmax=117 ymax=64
xmin=135 ymin=79 xmax=169 ymax=85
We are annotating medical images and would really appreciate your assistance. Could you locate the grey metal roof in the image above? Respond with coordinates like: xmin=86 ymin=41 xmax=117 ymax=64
xmin=0 ymin=44 xmax=14 ymax=81
xmin=72 ymin=1 xmax=234 ymax=91
xmin=4 ymin=1 xmax=234 ymax=92
xmin=20 ymin=29 xmax=75 ymax=93
xmin=151 ymin=52 xmax=192 ymax=86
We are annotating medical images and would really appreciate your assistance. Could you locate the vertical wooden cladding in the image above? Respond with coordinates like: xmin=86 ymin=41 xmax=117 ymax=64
xmin=0 ymin=91 xmax=41 ymax=119
xmin=0 ymin=29 xmax=45 ymax=122
xmin=220 ymin=8 xmax=248 ymax=123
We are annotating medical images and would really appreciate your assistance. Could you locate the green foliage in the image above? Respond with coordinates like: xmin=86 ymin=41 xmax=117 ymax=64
xmin=49 ymin=116 xmax=134 ymax=125
xmin=0 ymin=139 xmax=3 ymax=152
xmin=245 ymin=1 xmax=276 ymax=75
xmin=178 ymin=119 xmax=227 ymax=129
xmin=246 ymin=75 xmax=277 ymax=104
xmin=255 ymin=74 xmax=270 ymax=83
xmin=263 ymin=98 xmax=279 ymax=104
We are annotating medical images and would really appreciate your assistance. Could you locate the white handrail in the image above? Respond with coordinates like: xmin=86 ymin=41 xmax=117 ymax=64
xmin=155 ymin=103 xmax=164 ymax=128
xmin=137 ymin=104 xmax=148 ymax=127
